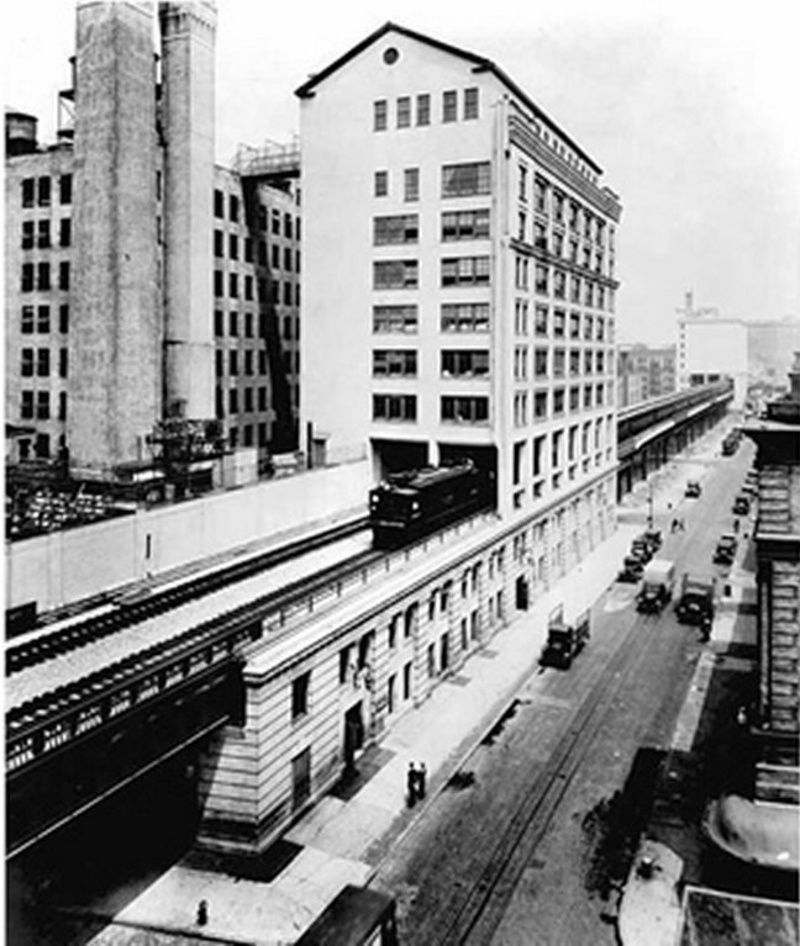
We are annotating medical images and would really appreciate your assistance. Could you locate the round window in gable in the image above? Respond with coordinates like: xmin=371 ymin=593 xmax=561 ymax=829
xmin=383 ymin=47 xmax=399 ymax=65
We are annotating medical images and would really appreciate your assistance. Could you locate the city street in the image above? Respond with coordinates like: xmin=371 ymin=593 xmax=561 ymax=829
xmin=372 ymin=430 xmax=757 ymax=944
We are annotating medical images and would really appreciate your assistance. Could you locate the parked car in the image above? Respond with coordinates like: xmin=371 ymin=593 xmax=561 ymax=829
xmin=618 ymin=555 xmax=646 ymax=583
xmin=713 ymin=533 xmax=738 ymax=566
xmin=642 ymin=528 xmax=663 ymax=551
xmin=685 ymin=481 xmax=702 ymax=498
xmin=676 ymin=573 xmax=716 ymax=624
xmin=732 ymin=495 xmax=750 ymax=516
xmin=630 ymin=537 xmax=654 ymax=564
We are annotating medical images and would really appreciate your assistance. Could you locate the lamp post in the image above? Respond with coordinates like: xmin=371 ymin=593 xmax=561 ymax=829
xmin=647 ymin=477 xmax=654 ymax=531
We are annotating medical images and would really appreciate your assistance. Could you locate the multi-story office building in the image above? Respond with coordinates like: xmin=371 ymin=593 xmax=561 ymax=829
xmin=4 ymin=1 xmax=299 ymax=480
xmin=298 ymin=23 xmax=622 ymax=519
xmin=747 ymin=319 xmax=800 ymax=387
xmin=677 ymin=292 xmax=748 ymax=408
xmin=617 ymin=343 xmax=676 ymax=407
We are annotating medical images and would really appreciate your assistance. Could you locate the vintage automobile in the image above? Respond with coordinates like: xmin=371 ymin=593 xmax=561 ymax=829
xmin=713 ymin=533 xmax=738 ymax=566
xmin=618 ymin=555 xmax=646 ymax=583
xmin=685 ymin=480 xmax=702 ymax=498
xmin=732 ymin=495 xmax=750 ymax=516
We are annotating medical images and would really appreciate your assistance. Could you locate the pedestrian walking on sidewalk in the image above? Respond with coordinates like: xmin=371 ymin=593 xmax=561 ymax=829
xmin=407 ymin=762 xmax=418 ymax=807
xmin=196 ymin=900 xmax=208 ymax=927
xmin=418 ymin=762 xmax=427 ymax=800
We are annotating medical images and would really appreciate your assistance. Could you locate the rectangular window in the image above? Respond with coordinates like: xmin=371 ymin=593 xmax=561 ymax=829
xmin=553 ymin=270 xmax=566 ymax=300
xmin=38 ymin=176 xmax=51 ymax=207
xmin=59 ymin=174 xmax=72 ymax=205
xmin=22 ymin=178 xmax=35 ymax=208
xmin=229 ymin=233 xmax=238 ymax=260
xmin=229 ymin=273 xmax=238 ymax=298
xmin=404 ymin=167 xmax=419 ymax=202
xmin=21 ymin=264 xmax=35 ymax=292
xmin=59 ymin=218 xmax=71 ymax=247
xmin=553 ymin=348 xmax=565 ymax=378
xmin=245 ymin=350 xmax=254 ymax=376
xmin=21 ymin=306 xmax=35 ymax=334
xmin=534 ymin=176 xmax=548 ymax=214
xmin=38 ymin=262 xmax=50 ymax=290
xmin=36 ymin=348 xmax=50 ymax=377
xmin=21 ymin=348 xmax=34 ymax=377
xmin=213 ymin=189 xmax=224 ymax=217
xmin=535 ymin=305 xmax=548 ymax=336
xmin=553 ymin=309 xmax=566 ymax=338
xmin=553 ymin=388 xmax=565 ymax=415
xmin=244 ymin=276 xmax=253 ymax=300
xmin=442 ymin=161 xmax=491 ymax=198
xmin=374 ymin=214 xmax=419 ymax=245
xmin=397 ymin=96 xmax=411 ymax=128
xmin=416 ymin=93 xmax=430 ymax=126
xmin=37 ymin=391 xmax=50 ymax=420
xmin=291 ymin=671 xmax=310 ymax=719
xmin=373 ymin=259 xmax=418 ymax=289
xmin=229 ymin=193 xmax=239 ymax=223
xmin=570 ymin=386 xmax=580 ymax=411
xmin=374 ymin=99 xmax=388 ymax=131
xmin=58 ymin=393 xmax=67 ymax=422
xmin=534 ymin=391 xmax=548 ymax=418
xmin=464 ymin=87 xmax=479 ymax=120
xmin=21 ymin=220 xmax=34 ymax=249
xmin=441 ymin=396 xmax=489 ymax=424
xmin=244 ymin=387 xmax=253 ymax=412
xmin=59 ymin=348 xmax=68 ymax=378
xmin=373 ymin=305 xmax=418 ymax=333
xmin=284 ymin=213 xmax=292 ymax=238
xmin=441 ymin=350 xmax=490 ymax=378
xmin=37 ymin=220 xmax=50 ymax=248
xmin=534 ymin=348 xmax=548 ymax=378
xmin=58 ymin=305 xmax=68 ymax=333
xmin=570 ymin=349 xmax=581 ymax=376
xmin=372 ymin=394 xmax=417 ymax=422
xmin=372 ymin=349 xmax=418 ymax=377
xmin=534 ymin=264 xmax=549 ymax=295
xmin=518 ymin=164 xmax=528 ymax=202
xmin=441 ymin=256 xmax=490 ymax=287
xmin=59 ymin=262 xmax=70 ymax=291
xmin=440 ymin=302 xmax=490 ymax=333
xmin=443 ymin=89 xmax=458 ymax=122
xmin=229 ymin=350 xmax=239 ymax=375
xmin=214 ymin=230 xmax=224 ymax=257
xmin=441 ymin=209 xmax=490 ymax=241
xmin=21 ymin=391 xmax=34 ymax=420
xmin=215 ymin=350 xmax=223 ymax=376
xmin=374 ymin=170 xmax=388 ymax=198
xmin=570 ymin=312 xmax=581 ymax=339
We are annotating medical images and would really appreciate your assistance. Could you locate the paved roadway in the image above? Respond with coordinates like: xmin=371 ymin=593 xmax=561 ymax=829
xmin=373 ymin=428 xmax=756 ymax=945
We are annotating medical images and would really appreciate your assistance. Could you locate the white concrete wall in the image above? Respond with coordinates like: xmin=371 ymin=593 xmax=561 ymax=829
xmin=300 ymin=32 xmax=499 ymax=460
xmin=6 ymin=459 xmax=370 ymax=612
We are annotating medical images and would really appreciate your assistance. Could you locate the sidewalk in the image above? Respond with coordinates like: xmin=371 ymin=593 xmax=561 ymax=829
xmin=81 ymin=447 xmax=709 ymax=945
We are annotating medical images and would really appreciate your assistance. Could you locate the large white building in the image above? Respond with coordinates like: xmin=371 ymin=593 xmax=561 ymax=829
xmin=676 ymin=293 xmax=748 ymax=408
xmin=297 ymin=23 xmax=622 ymax=519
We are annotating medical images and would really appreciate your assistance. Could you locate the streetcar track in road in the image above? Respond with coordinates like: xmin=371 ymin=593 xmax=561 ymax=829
xmin=427 ymin=594 xmax=683 ymax=945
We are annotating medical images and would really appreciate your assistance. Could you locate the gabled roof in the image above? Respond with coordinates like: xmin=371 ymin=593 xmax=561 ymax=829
xmin=294 ymin=21 xmax=602 ymax=174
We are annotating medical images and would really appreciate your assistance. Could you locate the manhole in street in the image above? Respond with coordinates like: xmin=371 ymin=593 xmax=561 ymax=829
xmin=446 ymin=770 xmax=476 ymax=790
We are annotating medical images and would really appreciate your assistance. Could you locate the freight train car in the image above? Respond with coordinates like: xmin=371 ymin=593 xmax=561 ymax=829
xmin=369 ymin=460 xmax=489 ymax=548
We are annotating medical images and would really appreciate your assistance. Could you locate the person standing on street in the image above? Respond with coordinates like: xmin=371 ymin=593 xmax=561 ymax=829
xmin=418 ymin=762 xmax=427 ymax=799
xmin=407 ymin=762 xmax=418 ymax=807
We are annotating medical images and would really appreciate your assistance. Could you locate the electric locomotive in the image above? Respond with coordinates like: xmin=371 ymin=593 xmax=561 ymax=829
xmin=369 ymin=459 xmax=488 ymax=548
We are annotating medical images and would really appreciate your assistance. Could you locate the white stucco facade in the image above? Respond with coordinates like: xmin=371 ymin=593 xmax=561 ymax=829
xmin=298 ymin=24 xmax=622 ymax=517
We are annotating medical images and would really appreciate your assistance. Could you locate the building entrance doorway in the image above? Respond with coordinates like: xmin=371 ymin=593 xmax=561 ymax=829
xmin=343 ymin=702 xmax=365 ymax=771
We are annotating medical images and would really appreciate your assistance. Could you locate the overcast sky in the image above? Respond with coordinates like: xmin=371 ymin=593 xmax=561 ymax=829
xmin=4 ymin=0 xmax=799 ymax=344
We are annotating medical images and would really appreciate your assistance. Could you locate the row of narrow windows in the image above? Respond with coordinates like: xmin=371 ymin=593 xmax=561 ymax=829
xmin=373 ymin=87 xmax=479 ymax=131
xmin=19 ymin=175 xmax=71 ymax=208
